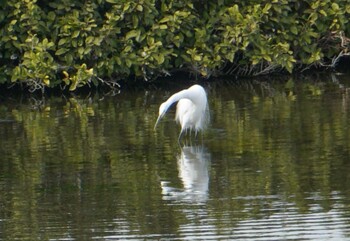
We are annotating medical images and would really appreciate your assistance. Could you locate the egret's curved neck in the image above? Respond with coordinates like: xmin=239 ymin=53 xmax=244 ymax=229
xmin=166 ymin=89 xmax=193 ymax=107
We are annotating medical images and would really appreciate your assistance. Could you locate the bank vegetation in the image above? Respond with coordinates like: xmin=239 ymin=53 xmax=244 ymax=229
xmin=0 ymin=0 xmax=349 ymax=92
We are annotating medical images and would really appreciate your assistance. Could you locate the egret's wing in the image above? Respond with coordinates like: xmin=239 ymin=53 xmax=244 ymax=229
xmin=176 ymin=99 xmax=195 ymax=127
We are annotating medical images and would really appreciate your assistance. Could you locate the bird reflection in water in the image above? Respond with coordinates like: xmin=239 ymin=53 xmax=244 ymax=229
xmin=161 ymin=145 xmax=210 ymax=203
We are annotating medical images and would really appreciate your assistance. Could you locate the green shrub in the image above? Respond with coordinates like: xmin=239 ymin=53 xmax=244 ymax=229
xmin=0 ymin=0 xmax=349 ymax=91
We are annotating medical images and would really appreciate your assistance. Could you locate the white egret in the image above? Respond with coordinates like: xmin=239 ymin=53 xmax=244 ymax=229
xmin=154 ymin=84 xmax=209 ymax=140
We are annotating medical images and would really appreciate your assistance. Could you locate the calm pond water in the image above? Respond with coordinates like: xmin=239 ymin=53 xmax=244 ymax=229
xmin=1 ymin=74 xmax=350 ymax=240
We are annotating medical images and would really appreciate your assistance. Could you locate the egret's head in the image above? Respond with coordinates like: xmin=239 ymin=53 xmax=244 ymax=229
xmin=154 ymin=102 xmax=167 ymax=130
xmin=159 ymin=102 xmax=167 ymax=116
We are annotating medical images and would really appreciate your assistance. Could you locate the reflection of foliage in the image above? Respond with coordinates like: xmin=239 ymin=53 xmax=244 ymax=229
xmin=1 ymin=75 xmax=350 ymax=238
xmin=209 ymin=75 xmax=350 ymax=213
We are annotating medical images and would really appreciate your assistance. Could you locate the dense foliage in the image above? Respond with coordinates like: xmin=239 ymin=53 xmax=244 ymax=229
xmin=0 ymin=0 xmax=349 ymax=91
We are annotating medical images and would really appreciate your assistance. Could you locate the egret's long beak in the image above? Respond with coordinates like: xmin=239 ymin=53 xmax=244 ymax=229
xmin=154 ymin=115 xmax=163 ymax=130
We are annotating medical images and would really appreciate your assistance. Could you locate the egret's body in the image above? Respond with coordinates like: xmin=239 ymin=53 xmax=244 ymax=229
xmin=154 ymin=85 xmax=209 ymax=140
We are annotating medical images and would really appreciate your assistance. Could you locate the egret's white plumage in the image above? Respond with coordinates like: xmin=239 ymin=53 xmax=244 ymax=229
xmin=154 ymin=85 xmax=209 ymax=140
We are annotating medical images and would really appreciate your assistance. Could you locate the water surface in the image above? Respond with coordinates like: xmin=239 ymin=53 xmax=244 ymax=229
xmin=1 ymin=74 xmax=350 ymax=240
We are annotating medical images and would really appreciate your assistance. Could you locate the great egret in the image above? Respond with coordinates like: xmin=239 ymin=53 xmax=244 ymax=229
xmin=154 ymin=84 xmax=209 ymax=140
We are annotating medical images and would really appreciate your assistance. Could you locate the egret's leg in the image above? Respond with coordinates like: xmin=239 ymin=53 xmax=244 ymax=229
xmin=193 ymin=129 xmax=199 ymax=145
xmin=186 ymin=129 xmax=190 ymax=146
xmin=178 ymin=129 xmax=184 ymax=144
xmin=194 ymin=130 xmax=198 ymax=139
xmin=188 ymin=131 xmax=192 ymax=146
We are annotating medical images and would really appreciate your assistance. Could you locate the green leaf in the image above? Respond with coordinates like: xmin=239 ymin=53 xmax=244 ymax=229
xmin=123 ymin=3 xmax=131 ymax=12
xmin=147 ymin=37 xmax=154 ymax=46
xmin=69 ymin=77 xmax=78 ymax=91
xmin=133 ymin=15 xmax=139 ymax=28
xmin=155 ymin=54 xmax=165 ymax=64
xmin=47 ymin=11 xmax=56 ymax=21
xmin=58 ymin=38 xmax=67 ymax=46
xmin=262 ymin=3 xmax=272 ymax=14
xmin=86 ymin=36 xmax=94 ymax=45
xmin=263 ymin=55 xmax=272 ymax=62
xmin=78 ymin=47 xmax=84 ymax=56
xmin=125 ymin=30 xmax=140 ymax=40
xmin=193 ymin=55 xmax=202 ymax=61
xmin=125 ymin=59 xmax=132 ymax=67
xmin=331 ymin=3 xmax=339 ymax=11
xmin=290 ymin=26 xmax=298 ymax=35
xmin=55 ymin=48 xmax=69 ymax=56
xmin=136 ymin=5 xmax=143 ymax=12
xmin=159 ymin=16 xmax=172 ymax=23
xmin=319 ymin=10 xmax=327 ymax=17
xmin=106 ymin=0 xmax=119 ymax=3
xmin=124 ymin=45 xmax=132 ymax=52
xmin=72 ymin=30 xmax=80 ymax=38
